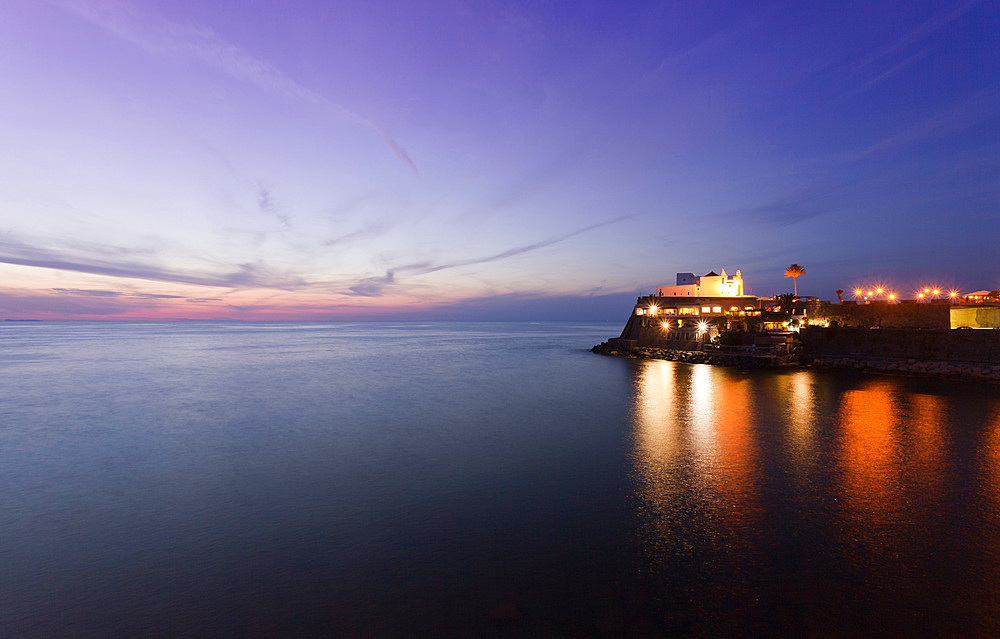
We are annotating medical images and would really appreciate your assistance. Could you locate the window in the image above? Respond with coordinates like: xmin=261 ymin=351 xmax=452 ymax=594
xmin=712 ymin=306 xmax=722 ymax=313
xmin=702 ymin=306 xmax=711 ymax=313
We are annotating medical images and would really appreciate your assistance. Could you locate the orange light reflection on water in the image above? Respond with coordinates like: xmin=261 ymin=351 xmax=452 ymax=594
xmin=981 ymin=407 xmax=1000 ymax=548
xmin=784 ymin=371 xmax=818 ymax=462
xmin=908 ymin=393 xmax=947 ymax=506
xmin=984 ymin=407 xmax=1000 ymax=520
xmin=634 ymin=360 xmax=682 ymax=476
xmin=633 ymin=361 xmax=762 ymax=553
xmin=837 ymin=380 xmax=903 ymax=538
xmin=708 ymin=368 xmax=758 ymax=511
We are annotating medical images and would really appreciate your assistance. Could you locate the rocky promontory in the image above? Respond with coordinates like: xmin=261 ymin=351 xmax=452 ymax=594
xmin=591 ymin=341 xmax=794 ymax=369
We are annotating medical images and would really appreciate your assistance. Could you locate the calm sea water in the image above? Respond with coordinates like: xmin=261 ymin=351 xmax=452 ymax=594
xmin=2 ymin=321 xmax=999 ymax=637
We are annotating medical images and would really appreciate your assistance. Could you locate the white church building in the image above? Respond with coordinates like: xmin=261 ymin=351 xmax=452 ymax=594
xmin=655 ymin=269 xmax=747 ymax=298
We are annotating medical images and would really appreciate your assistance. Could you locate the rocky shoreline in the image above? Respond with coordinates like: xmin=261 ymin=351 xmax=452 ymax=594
xmin=592 ymin=342 xmax=1000 ymax=382
xmin=590 ymin=342 xmax=794 ymax=369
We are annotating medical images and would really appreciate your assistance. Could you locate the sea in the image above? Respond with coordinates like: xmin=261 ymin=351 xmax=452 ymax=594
xmin=2 ymin=321 xmax=999 ymax=637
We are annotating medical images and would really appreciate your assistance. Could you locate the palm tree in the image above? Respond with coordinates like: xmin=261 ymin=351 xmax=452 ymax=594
xmin=784 ymin=264 xmax=806 ymax=297
xmin=836 ymin=289 xmax=844 ymax=303
xmin=775 ymin=293 xmax=798 ymax=312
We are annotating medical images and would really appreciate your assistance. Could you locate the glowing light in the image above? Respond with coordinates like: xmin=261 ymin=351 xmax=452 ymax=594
xmin=867 ymin=291 xmax=873 ymax=296
xmin=918 ymin=293 xmax=924 ymax=299
xmin=924 ymin=288 xmax=930 ymax=293
xmin=648 ymin=305 xmax=658 ymax=315
xmin=697 ymin=321 xmax=708 ymax=333
xmin=888 ymin=294 xmax=895 ymax=300
xmin=854 ymin=290 xmax=862 ymax=296
xmin=949 ymin=291 xmax=957 ymax=298
xmin=876 ymin=288 xmax=883 ymax=295
xmin=661 ymin=321 xmax=670 ymax=330
xmin=933 ymin=289 xmax=939 ymax=295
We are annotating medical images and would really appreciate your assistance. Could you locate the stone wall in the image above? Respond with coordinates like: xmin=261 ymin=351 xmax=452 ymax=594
xmin=806 ymin=301 xmax=949 ymax=328
xmin=619 ymin=314 xmax=707 ymax=350
xmin=800 ymin=326 xmax=1000 ymax=364
xmin=809 ymin=355 xmax=1000 ymax=382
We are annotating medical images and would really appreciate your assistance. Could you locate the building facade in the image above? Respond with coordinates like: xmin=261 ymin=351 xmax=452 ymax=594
xmin=622 ymin=268 xmax=760 ymax=347
xmin=655 ymin=269 xmax=745 ymax=298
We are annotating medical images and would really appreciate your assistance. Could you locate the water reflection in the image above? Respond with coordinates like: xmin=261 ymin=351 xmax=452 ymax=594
xmin=985 ymin=406 xmax=1000 ymax=520
xmin=630 ymin=362 xmax=1000 ymax=634
xmin=632 ymin=362 xmax=764 ymax=582
xmin=837 ymin=379 xmax=903 ymax=534
xmin=634 ymin=362 xmax=762 ymax=522
xmin=908 ymin=392 xmax=947 ymax=505
xmin=784 ymin=371 xmax=817 ymax=457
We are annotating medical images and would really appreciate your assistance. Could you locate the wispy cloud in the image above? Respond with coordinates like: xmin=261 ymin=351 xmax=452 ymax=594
xmin=323 ymin=222 xmax=389 ymax=248
xmin=851 ymin=0 xmax=982 ymax=74
xmin=853 ymin=88 xmax=1000 ymax=159
xmin=843 ymin=47 xmax=931 ymax=97
xmin=345 ymin=214 xmax=635 ymax=296
xmin=257 ymin=186 xmax=291 ymax=228
xmin=51 ymin=288 xmax=184 ymax=299
xmin=56 ymin=0 xmax=419 ymax=175
xmin=838 ymin=0 xmax=984 ymax=99
xmin=415 ymin=214 xmax=635 ymax=275
xmin=723 ymin=190 xmax=829 ymax=226
xmin=1 ymin=235 xmax=307 ymax=290
xmin=348 ymin=270 xmax=397 ymax=297
xmin=0 ymin=286 xmax=212 ymax=318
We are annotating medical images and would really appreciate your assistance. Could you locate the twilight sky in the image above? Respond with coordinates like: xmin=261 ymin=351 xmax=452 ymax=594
xmin=1 ymin=0 xmax=997 ymax=320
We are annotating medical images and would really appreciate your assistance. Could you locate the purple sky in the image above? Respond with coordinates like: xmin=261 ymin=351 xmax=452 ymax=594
xmin=0 ymin=0 xmax=997 ymax=320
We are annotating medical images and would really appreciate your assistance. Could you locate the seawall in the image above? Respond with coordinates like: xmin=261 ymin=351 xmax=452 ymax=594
xmin=799 ymin=326 xmax=1000 ymax=364
xmin=593 ymin=325 xmax=1000 ymax=382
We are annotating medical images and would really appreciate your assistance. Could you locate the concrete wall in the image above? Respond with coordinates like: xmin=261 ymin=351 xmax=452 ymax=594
xmin=951 ymin=305 xmax=1000 ymax=329
xmin=800 ymin=326 xmax=1000 ymax=364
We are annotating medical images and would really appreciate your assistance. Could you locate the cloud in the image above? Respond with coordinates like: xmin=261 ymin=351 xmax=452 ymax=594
xmin=323 ymin=222 xmax=389 ymax=247
xmin=0 ymin=286 xmax=203 ymax=317
xmin=844 ymin=48 xmax=931 ymax=97
xmin=56 ymin=0 xmax=419 ymax=175
xmin=412 ymin=214 xmax=635 ymax=275
xmin=853 ymin=88 xmax=1000 ymax=159
xmin=257 ymin=186 xmax=290 ymax=228
xmin=51 ymin=287 xmax=122 ymax=297
xmin=0 ymin=235 xmax=307 ymax=290
xmin=344 ymin=214 xmax=635 ymax=296
xmin=0 ymin=289 xmax=132 ymax=317
xmin=724 ymin=193 xmax=829 ymax=226
xmin=377 ymin=130 xmax=420 ymax=177
xmin=851 ymin=0 xmax=982 ymax=74
xmin=386 ymin=290 xmax=639 ymax=322
xmin=51 ymin=288 xmax=185 ymax=299
xmin=348 ymin=270 xmax=396 ymax=297
xmin=216 ymin=262 xmax=308 ymax=289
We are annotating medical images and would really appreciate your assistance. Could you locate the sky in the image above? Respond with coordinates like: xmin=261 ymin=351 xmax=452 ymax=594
xmin=0 ymin=0 xmax=997 ymax=320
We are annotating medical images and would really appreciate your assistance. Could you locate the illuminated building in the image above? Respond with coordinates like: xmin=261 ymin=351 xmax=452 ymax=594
xmin=626 ymin=268 xmax=760 ymax=345
xmin=655 ymin=269 xmax=745 ymax=298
